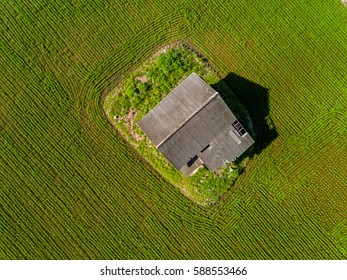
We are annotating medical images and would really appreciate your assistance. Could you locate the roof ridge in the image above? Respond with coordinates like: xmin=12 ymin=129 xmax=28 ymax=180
xmin=156 ymin=91 xmax=219 ymax=148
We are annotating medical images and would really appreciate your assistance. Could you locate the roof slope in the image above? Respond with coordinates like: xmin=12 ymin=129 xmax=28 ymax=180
xmin=137 ymin=73 xmax=216 ymax=147
xmin=138 ymin=72 xmax=254 ymax=173
xmin=159 ymin=95 xmax=254 ymax=170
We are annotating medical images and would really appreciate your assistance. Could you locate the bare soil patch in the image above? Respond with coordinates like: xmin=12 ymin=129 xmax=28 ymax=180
xmin=135 ymin=75 xmax=148 ymax=83
xmin=121 ymin=109 xmax=143 ymax=142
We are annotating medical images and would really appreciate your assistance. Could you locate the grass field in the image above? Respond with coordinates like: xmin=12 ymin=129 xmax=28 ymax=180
xmin=0 ymin=0 xmax=347 ymax=259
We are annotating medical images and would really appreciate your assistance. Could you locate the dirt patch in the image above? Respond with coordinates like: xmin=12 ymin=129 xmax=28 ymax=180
xmin=130 ymin=130 xmax=143 ymax=142
xmin=124 ymin=108 xmax=137 ymax=126
xmin=135 ymin=75 xmax=148 ymax=83
xmin=121 ymin=109 xmax=143 ymax=142
xmin=215 ymin=167 xmax=224 ymax=178
xmin=151 ymin=44 xmax=171 ymax=58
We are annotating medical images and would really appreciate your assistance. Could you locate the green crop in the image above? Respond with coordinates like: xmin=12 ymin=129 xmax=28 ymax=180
xmin=0 ymin=0 xmax=346 ymax=259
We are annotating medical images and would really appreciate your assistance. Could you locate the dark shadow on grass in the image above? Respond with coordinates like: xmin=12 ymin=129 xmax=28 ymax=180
xmin=210 ymin=73 xmax=278 ymax=157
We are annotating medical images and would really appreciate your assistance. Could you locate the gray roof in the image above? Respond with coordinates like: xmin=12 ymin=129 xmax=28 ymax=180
xmin=138 ymin=72 xmax=254 ymax=174
xmin=137 ymin=73 xmax=216 ymax=147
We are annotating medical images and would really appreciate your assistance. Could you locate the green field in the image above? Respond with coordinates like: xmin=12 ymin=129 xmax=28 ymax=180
xmin=1 ymin=0 xmax=347 ymax=259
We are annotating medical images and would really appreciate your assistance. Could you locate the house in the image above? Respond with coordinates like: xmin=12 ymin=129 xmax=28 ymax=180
xmin=137 ymin=72 xmax=254 ymax=176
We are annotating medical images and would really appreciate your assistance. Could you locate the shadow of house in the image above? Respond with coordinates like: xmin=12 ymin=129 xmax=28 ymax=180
xmin=211 ymin=73 xmax=278 ymax=156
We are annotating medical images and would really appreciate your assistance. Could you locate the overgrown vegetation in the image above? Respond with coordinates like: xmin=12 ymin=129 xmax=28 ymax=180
xmin=104 ymin=45 xmax=254 ymax=205
xmin=108 ymin=46 xmax=213 ymax=120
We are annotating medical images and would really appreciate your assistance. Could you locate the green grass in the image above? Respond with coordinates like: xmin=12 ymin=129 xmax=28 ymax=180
xmin=0 ymin=0 xmax=347 ymax=259
xmin=104 ymin=45 xmax=254 ymax=205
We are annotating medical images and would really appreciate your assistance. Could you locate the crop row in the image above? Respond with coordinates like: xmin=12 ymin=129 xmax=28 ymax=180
xmin=1 ymin=0 xmax=346 ymax=259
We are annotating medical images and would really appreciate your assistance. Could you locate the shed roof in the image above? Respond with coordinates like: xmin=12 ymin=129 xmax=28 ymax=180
xmin=137 ymin=72 xmax=216 ymax=147
xmin=137 ymin=72 xmax=254 ymax=175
